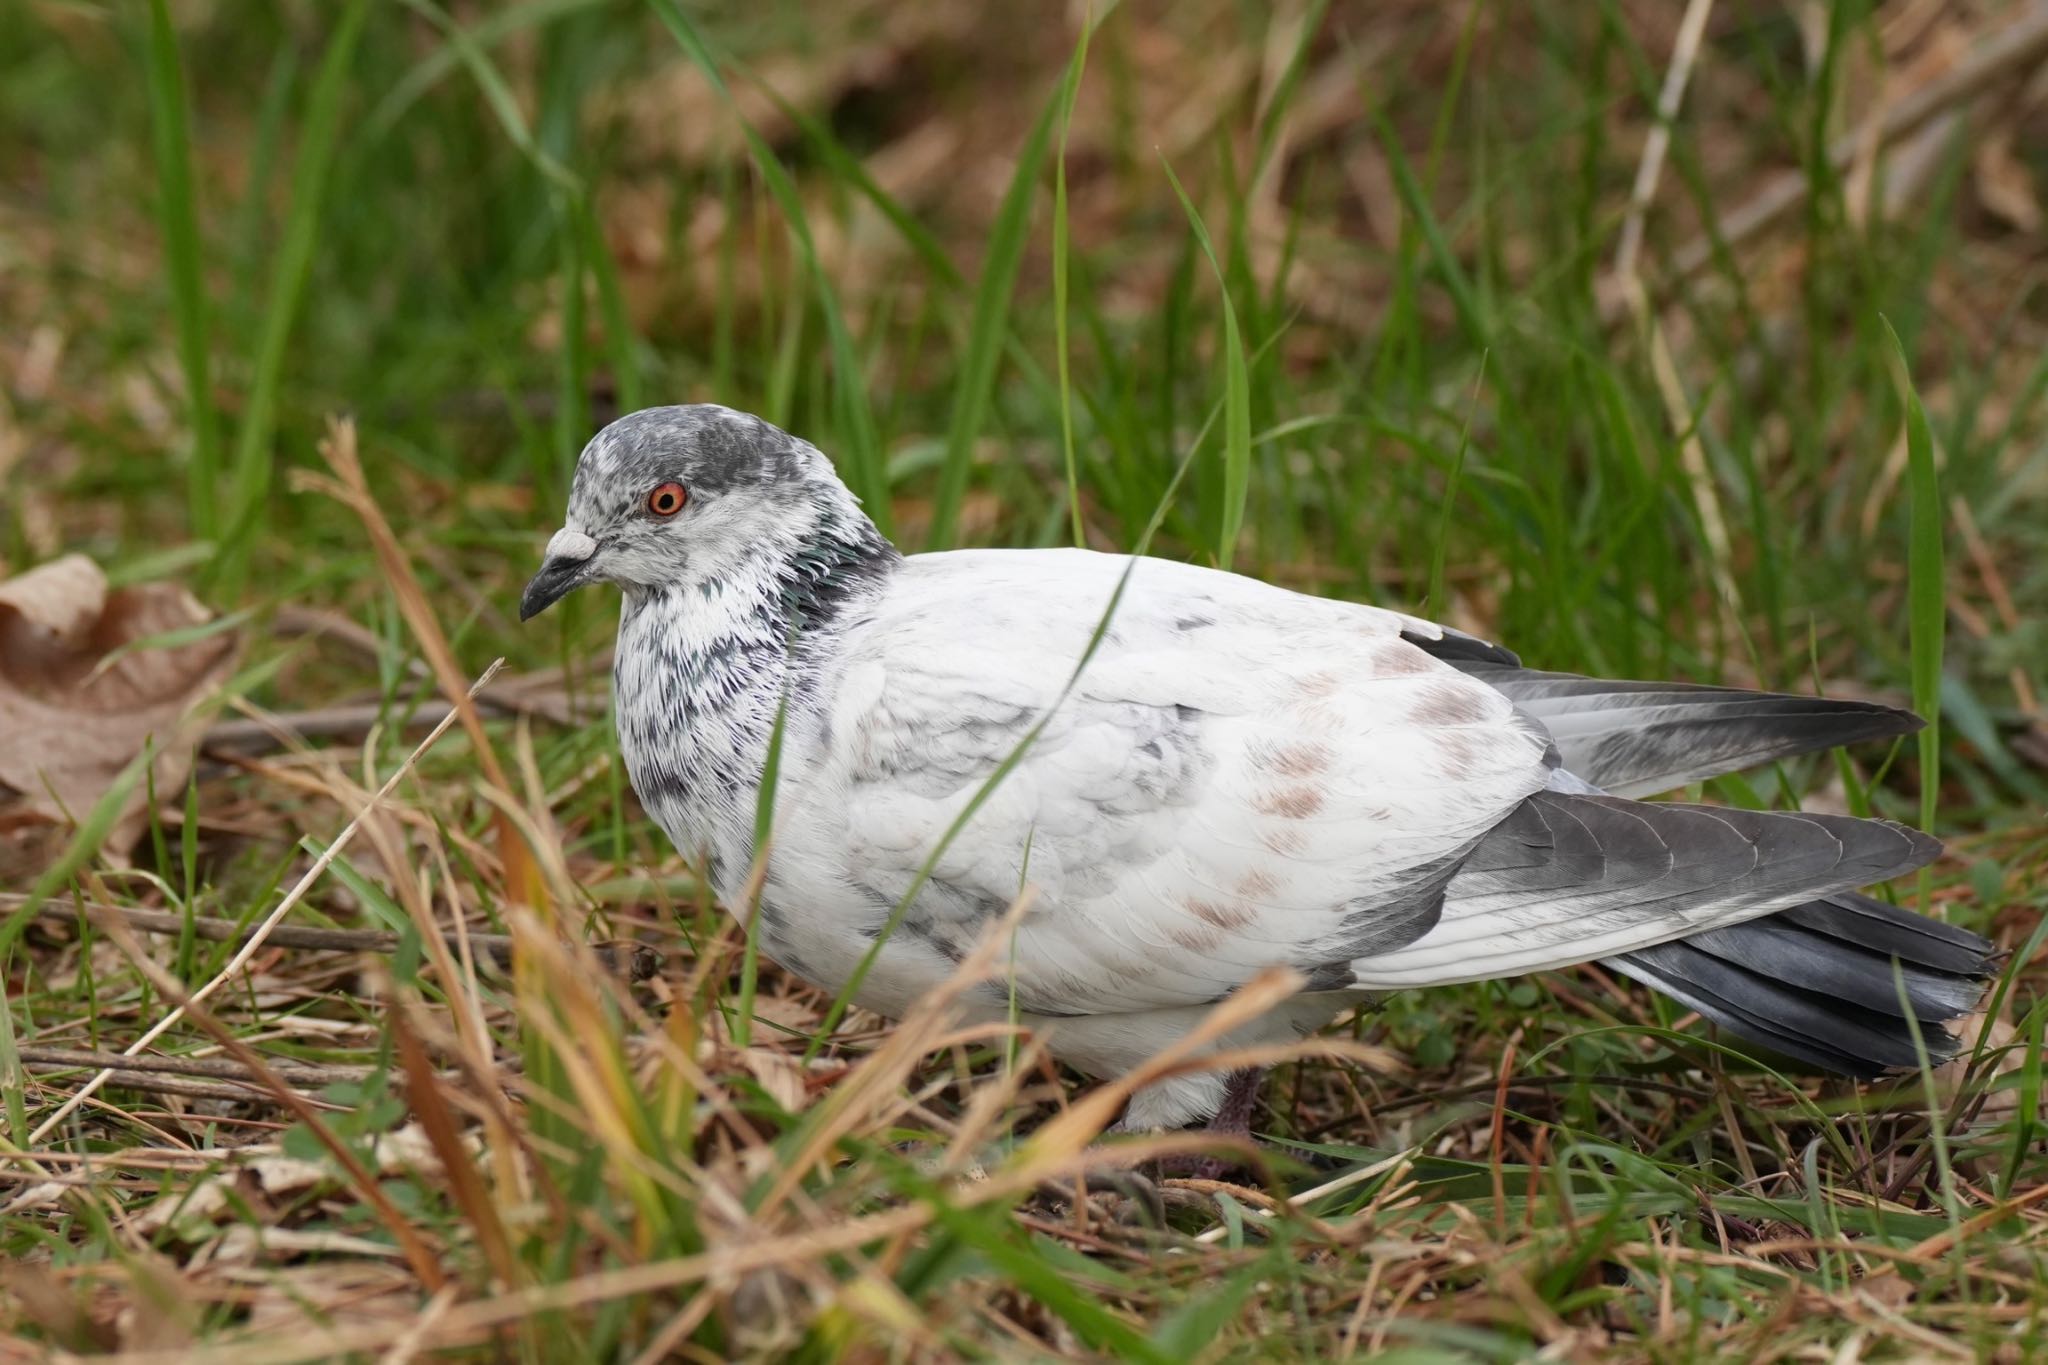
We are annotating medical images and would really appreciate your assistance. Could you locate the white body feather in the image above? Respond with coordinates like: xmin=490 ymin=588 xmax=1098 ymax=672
xmin=620 ymin=548 xmax=1561 ymax=1124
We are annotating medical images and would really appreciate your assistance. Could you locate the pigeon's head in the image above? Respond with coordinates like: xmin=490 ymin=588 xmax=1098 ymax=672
xmin=520 ymin=404 xmax=857 ymax=619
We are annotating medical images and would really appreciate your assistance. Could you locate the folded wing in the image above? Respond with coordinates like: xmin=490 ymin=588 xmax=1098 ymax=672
xmin=1408 ymin=628 xmax=1921 ymax=797
xmin=1342 ymin=793 xmax=1939 ymax=989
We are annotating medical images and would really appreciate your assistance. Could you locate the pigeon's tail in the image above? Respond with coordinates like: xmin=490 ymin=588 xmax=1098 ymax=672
xmin=1608 ymin=891 xmax=2000 ymax=1075
xmin=1402 ymin=628 xmax=1997 ymax=1075
xmin=1406 ymin=629 xmax=1922 ymax=799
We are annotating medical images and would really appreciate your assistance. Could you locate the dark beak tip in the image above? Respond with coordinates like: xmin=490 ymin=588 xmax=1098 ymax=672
xmin=519 ymin=560 xmax=578 ymax=622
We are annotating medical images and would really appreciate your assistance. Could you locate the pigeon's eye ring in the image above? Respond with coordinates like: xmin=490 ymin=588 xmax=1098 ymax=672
xmin=646 ymin=482 xmax=688 ymax=518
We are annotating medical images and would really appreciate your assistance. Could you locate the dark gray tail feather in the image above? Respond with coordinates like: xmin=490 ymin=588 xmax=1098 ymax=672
xmin=1606 ymin=892 xmax=2000 ymax=1076
xmin=1404 ymin=628 xmax=1922 ymax=798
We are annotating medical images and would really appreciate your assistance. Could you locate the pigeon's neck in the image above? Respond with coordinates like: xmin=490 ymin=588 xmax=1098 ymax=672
xmin=614 ymin=501 xmax=900 ymax=891
xmin=771 ymin=503 xmax=902 ymax=643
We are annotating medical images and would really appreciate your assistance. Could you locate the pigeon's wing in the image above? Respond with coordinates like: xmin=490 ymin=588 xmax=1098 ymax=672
xmin=790 ymin=548 xmax=1553 ymax=1016
xmin=1343 ymin=793 xmax=1938 ymax=989
xmin=1404 ymin=628 xmax=1923 ymax=797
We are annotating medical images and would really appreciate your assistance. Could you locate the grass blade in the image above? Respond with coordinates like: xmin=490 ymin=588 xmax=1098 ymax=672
xmin=0 ymin=748 xmax=152 ymax=1145
xmin=1428 ymin=352 xmax=1487 ymax=614
xmin=1161 ymin=159 xmax=1252 ymax=569
xmin=926 ymin=78 xmax=1065 ymax=549
xmin=362 ymin=0 xmax=613 ymax=145
xmin=144 ymin=0 xmax=221 ymax=544
xmin=928 ymin=1205 xmax=1166 ymax=1362
xmin=583 ymin=199 xmax=645 ymax=417
xmin=759 ymin=85 xmax=964 ymax=295
xmin=1053 ymin=17 xmax=1094 ymax=547
xmin=1884 ymin=318 xmax=1945 ymax=909
xmin=396 ymin=0 xmax=598 ymax=481
xmin=646 ymin=0 xmax=888 ymax=532
xmin=809 ymin=398 xmax=1222 ymax=1056
xmin=733 ymin=668 xmax=794 ymax=1051
xmin=212 ymin=0 xmax=371 ymax=599
xmin=1373 ymin=106 xmax=1489 ymax=349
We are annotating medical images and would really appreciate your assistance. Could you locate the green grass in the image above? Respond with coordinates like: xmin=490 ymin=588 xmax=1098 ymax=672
xmin=143 ymin=0 xmax=220 ymax=547
xmin=3 ymin=2 xmax=2047 ymax=1359
xmin=1890 ymin=316 xmax=1948 ymax=913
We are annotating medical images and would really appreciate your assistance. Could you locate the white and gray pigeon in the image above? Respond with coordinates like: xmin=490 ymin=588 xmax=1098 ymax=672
xmin=521 ymin=405 xmax=1996 ymax=1132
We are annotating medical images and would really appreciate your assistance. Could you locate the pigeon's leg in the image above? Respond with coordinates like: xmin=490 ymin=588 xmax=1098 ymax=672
xmin=1151 ymin=1067 xmax=1267 ymax=1181
xmin=1208 ymin=1066 xmax=1265 ymax=1137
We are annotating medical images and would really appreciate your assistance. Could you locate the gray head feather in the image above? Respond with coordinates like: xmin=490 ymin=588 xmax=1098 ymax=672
xmin=522 ymin=403 xmax=896 ymax=620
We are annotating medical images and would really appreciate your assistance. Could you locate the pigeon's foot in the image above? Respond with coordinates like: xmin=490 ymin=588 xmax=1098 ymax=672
xmin=1148 ymin=1150 xmax=1253 ymax=1182
xmin=1031 ymin=1070 xmax=1277 ymax=1232
xmin=1028 ymin=1170 xmax=1167 ymax=1228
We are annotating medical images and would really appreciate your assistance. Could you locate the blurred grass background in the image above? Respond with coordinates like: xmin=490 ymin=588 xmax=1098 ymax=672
xmin=4 ymin=0 xmax=2048 ymax=1357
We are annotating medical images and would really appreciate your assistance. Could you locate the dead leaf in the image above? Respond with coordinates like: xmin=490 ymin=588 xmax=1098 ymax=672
xmin=2 ymin=1263 xmax=116 ymax=1352
xmin=738 ymin=1048 xmax=809 ymax=1114
xmin=0 ymin=1180 xmax=69 ymax=1217
xmin=0 ymin=554 xmax=236 ymax=858
xmin=232 ymin=1262 xmax=421 ymax=1339
xmin=131 ymin=1124 xmax=453 ymax=1242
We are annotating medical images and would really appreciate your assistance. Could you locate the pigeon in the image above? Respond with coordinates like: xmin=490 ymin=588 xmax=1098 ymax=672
xmin=521 ymin=405 xmax=1997 ymax=1132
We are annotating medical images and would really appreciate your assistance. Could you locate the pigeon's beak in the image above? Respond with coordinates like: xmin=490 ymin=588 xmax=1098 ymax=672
xmin=519 ymin=528 xmax=600 ymax=621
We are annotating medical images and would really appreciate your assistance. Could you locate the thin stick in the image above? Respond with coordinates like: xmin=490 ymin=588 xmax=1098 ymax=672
xmin=200 ymin=658 xmax=599 ymax=756
xmin=12 ymin=897 xmax=506 ymax=956
xmin=1610 ymin=0 xmax=1714 ymax=286
xmin=12 ymin=898 xmax=661 ymax=980
xmin=1192 ymin=1149 xmax=1409 ymax=1245
xmin=25 ymin=660 xmax=501 ymax=1146
xmin=21 ymin=1068 xmax=340 ymax=1108
xmin=15 ymin=1045 xmax=370 ymax=1087
xmin=201 ymin=695 xmax=580 ymax=754
xmin=1608 ymin=0 xmax=1741 ymax=625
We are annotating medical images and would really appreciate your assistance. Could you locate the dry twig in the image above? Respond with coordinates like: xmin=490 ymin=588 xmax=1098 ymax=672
xmin=9 ymin=895 xmax=664 ymax=980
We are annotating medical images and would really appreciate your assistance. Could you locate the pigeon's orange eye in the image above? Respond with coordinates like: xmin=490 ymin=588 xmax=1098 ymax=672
xmin=646 ymin=482 xmax=688 ymax=517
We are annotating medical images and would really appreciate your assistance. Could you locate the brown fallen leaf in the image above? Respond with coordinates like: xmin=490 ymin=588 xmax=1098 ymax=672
xmin=1940 ymin=1011 xmax=2029 ymax=1126
xmin=130 ymin=1123 xmax=455 ymax=1243
xmin=0 ymin=554 xmax=237 ymax=860
xmin=2 ymin=1263 xmax=117 ymax=1352
xmin=233 ymin=1261 xmax=424 ymax=1341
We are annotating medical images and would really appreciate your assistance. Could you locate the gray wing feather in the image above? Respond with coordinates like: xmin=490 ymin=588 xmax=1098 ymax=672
xmin=1345 ymin=793 xmax=1940 ymax=987
xmin=1404 ymin=629 xmax=1922 ymax=797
